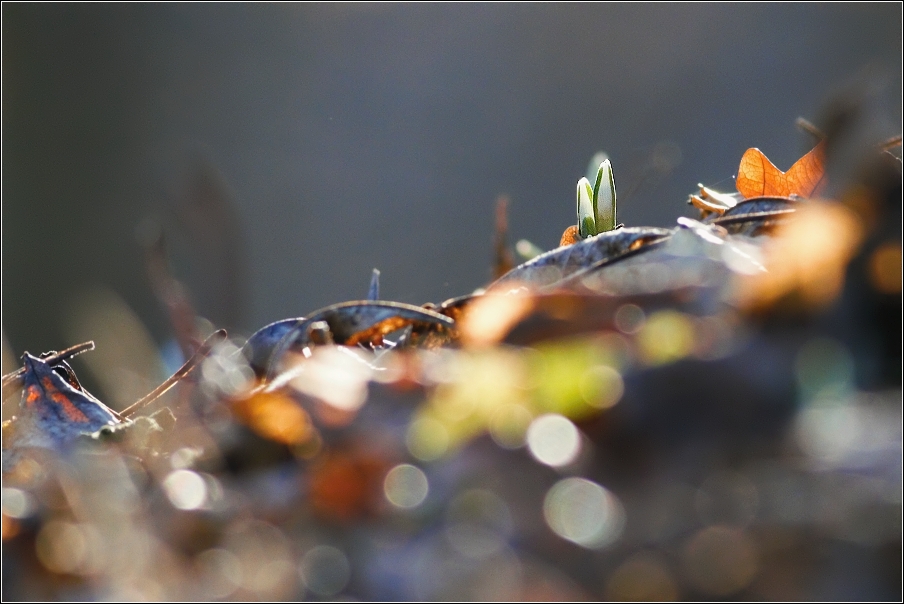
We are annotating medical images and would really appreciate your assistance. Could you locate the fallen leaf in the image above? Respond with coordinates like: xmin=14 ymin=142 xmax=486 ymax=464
xmin=687 ymin=183 xmax=741 ymax=217
xmin=489 ymin=227 xmax=671 ymax=291
xmin=9 ymin=353 xmax=120 ymax=449
xmin=712 ymin=196 xmax=799 ymax=236
xmin=242 ymin=301 xmax=455 ymax=378
xmin=560 ymin=225 xmax=581 ymax=247
xmin=736 ymin=141 xmax=826 ymax=199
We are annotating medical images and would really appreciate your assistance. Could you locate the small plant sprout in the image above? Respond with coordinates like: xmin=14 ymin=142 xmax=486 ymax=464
xmin=592 ymin=159 xmax=617 ymax=233
xmin=575 ymin=159 xmax=618 ymax=238
xmin=576 ymin=177 xmax=596 ymax=238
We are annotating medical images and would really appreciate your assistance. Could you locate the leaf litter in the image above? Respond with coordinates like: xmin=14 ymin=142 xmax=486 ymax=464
xmin=2 ymin=115 xmax=901 ymax=601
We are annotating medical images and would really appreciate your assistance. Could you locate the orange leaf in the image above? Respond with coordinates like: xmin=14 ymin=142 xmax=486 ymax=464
xmin=736 ymin=141 xmax=826 ymax=199
xmin=559 ymin=225 xmax=580 ymax=247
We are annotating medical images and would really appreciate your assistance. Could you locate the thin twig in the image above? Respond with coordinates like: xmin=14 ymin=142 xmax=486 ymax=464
xmin=119 ymin=330 xmax=227 ymax=419
xmin=2 ymin=341 xmax=96 ymax=400
xmin=880 ymin=135 xmax=902 ymax=150
xmin=493 ymin=195 xmax=514 ymax=279
xmin=796 ymin=117 xmax=826 ymax=140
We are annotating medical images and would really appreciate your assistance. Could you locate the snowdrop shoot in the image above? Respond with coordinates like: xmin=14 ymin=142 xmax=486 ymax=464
xmin=576 ymin=159 xmax=618 ymax=238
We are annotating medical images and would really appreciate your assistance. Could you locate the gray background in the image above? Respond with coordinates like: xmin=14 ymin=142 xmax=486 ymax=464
xmin=3 ymin=3 xmax=902 ymax=356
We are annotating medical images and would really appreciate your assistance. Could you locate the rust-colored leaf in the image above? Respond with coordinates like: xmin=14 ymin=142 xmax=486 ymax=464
xmin=560 ymin=225 xmax=581 ymax=247
xmin=2 ymin=341 xmax=95 ymax=401
xmin=242 ymin=301 xmax=454 ymax=378
xmin=736 ymin=141 xmax=826 ymax=199
xmin=7 ymin=352 xmax=120 ymax=449
xmin=344 ymin=316 xmax=411 ymax=347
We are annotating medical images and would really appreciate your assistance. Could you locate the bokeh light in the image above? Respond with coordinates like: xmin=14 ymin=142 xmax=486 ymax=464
xmin=579 ymin=364 xmax=624 ymax=409
xmin=868 ymin=242 xmax=903 ymax=293
xmin=1 ymin=487 xmax=33 ymax=519
xmin=613 ymin=303 xmax=646 ymax=334
xmin=488 ymin=403 xmax=533 ymax=449
xmin=794 ymin=337 xmax=855 ymax=401
xmin=35 ymin=520 xmax=103 ymax=575
xmin=636 ymin=310 xmax=695 ymax=365
xmin=221 ymin=520 xmax=297 ymax=598
xmin=529 ymin=338 xmax=621 ymax=418
xmin=201 ymin=339 xmax=255 ymax=397
xmin=406 ymin=416 xmax=451 ymax=461
xmin=289 ymin=346 xmax=372 ymax=411
xmin=383 ymin=463 xmax=429 ymax=509
xmin=232 ymin=391 xmax=313 ymax=445
xmin=733 ymin=202 xmax=865 ymax=310
xmin=162 ymin=469 xmax=207 ymax=511
xmin=543 ymin=477 xmax=625 ymax=549
xmin=793 ymin=394 xmax=901 ymax=470
xmin=526 ymin=414 xmax=581 ymax=467
xmin=196 ymin=548 xmax=243 ymax=598
xmin=169 ymin=446 xmax=203 ymax=470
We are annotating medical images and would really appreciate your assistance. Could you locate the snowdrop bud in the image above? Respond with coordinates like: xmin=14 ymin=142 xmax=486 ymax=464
xmin=593 ymin=159 xmax=617 ymax=233
xmin=576 ymin=177 xmax=596 ymax=238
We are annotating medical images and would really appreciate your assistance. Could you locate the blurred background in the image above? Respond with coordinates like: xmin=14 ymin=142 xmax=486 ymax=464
xmin=2 ymin=3 xmax=901 ymax=360
xmin=2 ymin=5 xmax=902 ymax=601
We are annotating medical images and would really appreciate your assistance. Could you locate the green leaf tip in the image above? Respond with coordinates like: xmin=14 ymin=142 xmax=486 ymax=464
xmin=576 ymin=177 xmax=595 ymax=238
xmin=592 ymin=159 xmax=617 ymax=233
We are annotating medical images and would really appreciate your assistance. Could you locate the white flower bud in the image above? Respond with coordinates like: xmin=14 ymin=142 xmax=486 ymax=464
xmin=576 ymin=177 xmax=596 ymax=238
xmin=592 ymin=159 xmax=617 ymax=233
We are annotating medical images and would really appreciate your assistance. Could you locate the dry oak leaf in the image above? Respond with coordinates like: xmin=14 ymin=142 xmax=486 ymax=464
xmin=736 ymin=141 xmax=826 ymax=199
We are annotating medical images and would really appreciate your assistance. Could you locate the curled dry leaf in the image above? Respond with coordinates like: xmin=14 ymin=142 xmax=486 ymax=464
xmin=2 ymin=341 xmax=95 ymax=401
xmin=712 ymin=196 xmax=799 ymax=236
xmin=243 ymin=301 xmax=455 ymax=377
xmin=6 ymin=353 xmax=120 ymax=450
xmin=3 ymin=330 xmax=227 ymax=456
xmin=408 ymin=294 xmax=478 ymax=347
xmin=688 ymin=184 xmax=742 ymax=218
xmin=735 ymin=141 xmax=826 ymax=199
xmin=489 ymin=227 xmax=672 ymax=291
